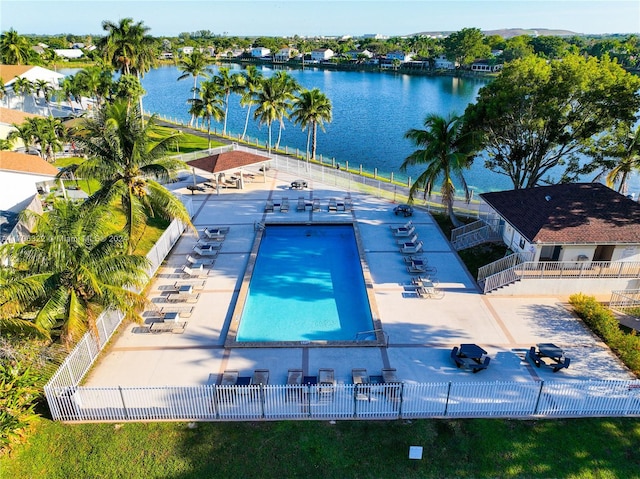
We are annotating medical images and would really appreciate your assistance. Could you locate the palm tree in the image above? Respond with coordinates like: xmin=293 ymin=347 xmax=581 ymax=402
xmin=0 ymin=201 xmax=149 ymax=347
xmin=34 ymin=79 xmax=54 ymax=116
xmin=0 ymin=29 xmax=32 ymax=65
xmin=400 ymin=113 xmax=479 ymax=227
xmin=272 ymin=71 xmax=299 ymax=149
xmin=7 ymin=118 xmax=36 ymax=153
xmin=76 ymin=66 xmax=114 ymax=107
xmin=11 ymin=76 xmax=32 ymax=111
xmin=57 ymin=76 xmax=80 ymax=113
xmin=71 ymin=99 xmax=193 ymax=252
xmin=291 ymin=88 xmax=333 ymax=161
xmin=591 ymin=123 xmax=640 ymax=194
xmin=188 ymin=80 xmax=224 ymax=149
xmin=100 ymin=18 xmax=157 ymax=117
xmin=0 ymin=78 xmax=6 ymax=107
xmin=213 ymin=67 xmax=246 ymax=136
xmin=253 ymin=76 xmax=283 ymax=154
xmin=177 ymin=50 xmax=212 ymax=127
xmin=239 ymin=65 xmax=263 ymax=140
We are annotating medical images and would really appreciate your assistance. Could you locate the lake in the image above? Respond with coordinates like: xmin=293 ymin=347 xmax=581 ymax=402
xmin=60 ymin=64 xmax=640 ymax=196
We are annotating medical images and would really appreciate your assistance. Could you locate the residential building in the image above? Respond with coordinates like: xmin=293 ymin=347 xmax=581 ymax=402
xmin=0 ymin=65 xmax=65 ymax=115
xmin=471 ymin=61 xmax=503 ymax=72
xmin=53 ymin=49 xmax=84 ymax=59
xmin=434 ymin=55 xmax=457 ymax=70
xmin=274 ymin=47 xmax=298 ymax=62
xmin=251 ymin=47 xmax=271 ymax=58
xmin=311 ymin=48 xmax=334 ymax=62
xmin=386 ymin=51 xmax=414 ymax=63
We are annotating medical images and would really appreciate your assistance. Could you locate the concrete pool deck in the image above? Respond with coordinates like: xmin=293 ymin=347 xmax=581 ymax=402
xmin=84 ymin=168 xmax=636 ymax=388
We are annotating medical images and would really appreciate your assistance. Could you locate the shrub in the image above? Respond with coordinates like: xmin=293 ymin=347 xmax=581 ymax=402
xmin=569 ymin=293 xmax=640 ymax=376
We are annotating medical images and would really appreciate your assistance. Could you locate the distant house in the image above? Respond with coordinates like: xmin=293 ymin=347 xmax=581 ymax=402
xmin=0 ymin=107 xmax=41 ymax=146
xmin=471 ymin=61 xmax=503 ymax=73
xmin=251 ymin=47 xmax=271 ymax=58
xmin=454 ymin=183 xmax=640 ymax=294
xmin=386 ymin=51 xmax=414 ymax=63
xmin=274 ymin=47 xmax=297 ymax=62
xmin=434 ymin=55 xmax=457 ymax=70
xmin=159 ymin=52 xmax=174 ymax=60
xmin=53 ymin=49 xmax=83 ymax=59
xmin=179 ymin=46 xmax=194 ymax=56
xmin=345 ymin=49 xmax=373 ymax=60
xmin=311 ymin=48 xmax=334 ymax=62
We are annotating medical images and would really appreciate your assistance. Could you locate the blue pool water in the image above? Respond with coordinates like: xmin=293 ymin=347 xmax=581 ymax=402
xmin=236 ymin=224 xmax=374 ymax=342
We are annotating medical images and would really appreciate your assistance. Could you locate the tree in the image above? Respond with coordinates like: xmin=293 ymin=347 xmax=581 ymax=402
xmin=400 ymin=113 xmax=478 ymax=227
xmin=443 ymin=28 xmax=491 ymax=68
xmin=57 ymin=76 xmax=81 ymax=113
xmin=463 ymin=54 xmax=640 ymax=189
xmin=11 ymin=77 xmax=32 ymax=111
xmin=8 ymin=117 xmax=66 ymax=161
xmin=187 ymin=80 xmax=224 ymax=149
xmin=0 ymin=29 xmax=32 ymax=65
xmin=71 ymin=100 xmax=193 ymax=252
xmin=580 ymin=123 xmax=640 ymax=194
xmin=0 ymin=200 xmax=149 ymax=347
xmin=33 ymin=79 xmax=54 ymax=116
xmin=239 ymin=65 xmax=263 ymax=140
xmin=100 ymin=18 xmax=157 ymax=117
xmin=291 ymin=88 xmax=332 ymax=161
xmin=253 ymin=74 xmax=295 ymax=153
xmin=271 ymin=71 xmax=299 ymax=149
xmin=75 ymin=66 xmax=114 ymax=106
xmin=213 ymin=67 xmax=245 ymax=136
xmin=177 ymin=50 xmax=212 ymax=126
xmin=502 ymin=35 xmax=534 ymax=62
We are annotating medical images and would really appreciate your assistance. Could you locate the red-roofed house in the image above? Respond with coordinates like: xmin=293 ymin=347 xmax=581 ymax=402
xmin=452 ymin=183 xmax=640 ymax=294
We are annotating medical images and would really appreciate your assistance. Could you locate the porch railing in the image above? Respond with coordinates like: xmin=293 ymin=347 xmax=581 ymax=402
xmin=482 ymin=261 xmax=640 ymax=294
xmin=450 ymin=219 xmax=503 ymax=251
xmin=477 ymin=251 xmax=534 ymax=283
xmin=46 ymin=379 xmax=640 ymax=422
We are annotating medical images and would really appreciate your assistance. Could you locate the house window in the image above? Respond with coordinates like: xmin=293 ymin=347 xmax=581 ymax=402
xmin=519 ymin=237 xmax=525 ymax=249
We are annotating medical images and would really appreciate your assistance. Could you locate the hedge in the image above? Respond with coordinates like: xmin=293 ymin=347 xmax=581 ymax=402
xmin=569 ymin=293 xmax=640 ymax=376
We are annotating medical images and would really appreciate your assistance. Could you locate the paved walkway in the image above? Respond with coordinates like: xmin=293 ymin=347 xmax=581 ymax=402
xmin=84 ymin=168 xmax=636 ymax=387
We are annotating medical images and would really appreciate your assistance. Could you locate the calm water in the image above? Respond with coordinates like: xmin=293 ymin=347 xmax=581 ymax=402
xmin=60 ymin=65 xmax=640 ymax=196
xmin=237 ymin=224 xmax=374 ymax=342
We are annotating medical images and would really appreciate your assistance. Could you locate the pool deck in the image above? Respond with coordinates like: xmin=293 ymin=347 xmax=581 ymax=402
xmin=84 ymin=168 xmax=636 ymax=388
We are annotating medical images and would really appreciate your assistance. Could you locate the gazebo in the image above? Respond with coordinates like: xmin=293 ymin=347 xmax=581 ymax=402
xmin=186 ymin=149 xmax=271 ymax=191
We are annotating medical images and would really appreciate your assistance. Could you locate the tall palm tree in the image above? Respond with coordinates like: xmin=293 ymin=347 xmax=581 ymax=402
xmin=34 ymin=78 xmax=54 ymax=116
xmin=100 ymin=18 xmax=157 ymax=117
xmin=400 ymin=113 xmax=478 ymax=227
xmin=187 ymin=80 xmax=224 ymax=149
xmin=177 ymin=50 xmax=212 ymax=127
xmin=239 ymin=65 xmax=263 ymax=140
xmin=272 ymin=71 xmax=299 ymax=149
xmin=253 ymin=76 xmax=283 ymax=154
xmin=291 ymin=88 xmax=333 ymax=161
xmin=71 ymin=99 xmax=193 ymax=252
xmin=11 ymin=77 xmax=32 ymax=111
xmin=7 ymin=118 xmax=36 ymax=153
xmin=57 ymin=76 xmax=80 ymax=113
xmin=0 ymin=78 xmax=6 ymax=107
xmin=0 ymin=28 xmax=32 ymax=65
xmin=213 ymin=67 xmax=246 ymax=136
xmin=0 ymin=201 xmax=149 ymax=347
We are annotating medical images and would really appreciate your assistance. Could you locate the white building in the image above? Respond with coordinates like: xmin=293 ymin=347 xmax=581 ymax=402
xmin=274 ymin=48 xmax=297 ymax=62
xmin=434 ymin=55 xmax=457 ymax=70
xmin=53 ymin=49 xmax=84 ymax=59
xmin=386 ymin=51 xmax=414 ymax=62
xmin=311 ymin=48 xmax=334 ymax=62
xmin=0 ymin=65 xmax=65 ymax=115
xmin=251 ymin=47 xmax=271 ymax=58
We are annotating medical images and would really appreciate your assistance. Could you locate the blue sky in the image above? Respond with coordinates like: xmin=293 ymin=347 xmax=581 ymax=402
xmin=2 ymin=0 xmax=639 ymax=37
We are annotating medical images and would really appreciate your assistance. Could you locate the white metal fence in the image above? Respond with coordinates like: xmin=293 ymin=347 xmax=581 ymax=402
xmin=610 ymin=289 xmax=640 ymax=315
xmin=46 ymin=380 xmax=640 ymax=422
xmin=44 ymin=219 xmax=186 ymax=394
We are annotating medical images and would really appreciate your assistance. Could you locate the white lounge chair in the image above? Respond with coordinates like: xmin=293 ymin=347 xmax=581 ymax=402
xmin=186 ymin=254 xmax=214 ymax=268
xmin=193 ymin=244 xmax=220 ymax=257
xmin=203 ymin=226 xmax=229 ymax=240
xmin=182 ymin=265 xmax=208 ymax=278
xmin=396 ymin=234 xmax=418 ymax=245
xmin=400 ymin=241 xmax=423 ymax=255
xmin=392 ymin=225 xmax=415 ymax=237
xmin=390 ymin=220 xmax=412 ymax=233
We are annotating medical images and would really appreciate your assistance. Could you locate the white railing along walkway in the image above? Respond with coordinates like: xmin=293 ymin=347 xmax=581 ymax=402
xmin=477 ymin=251 xmax=534 ymax=283
xmin=609 ymin=289 xmax=640 ymax=314
xmin=46 ymin=379 xmax=640 ymax=422
xmin=483 ymin=261 xmax=640 ymax=294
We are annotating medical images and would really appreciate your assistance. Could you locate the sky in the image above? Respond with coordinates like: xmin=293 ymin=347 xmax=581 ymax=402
xmin=1 ymin=0 xmax=639 ymax=37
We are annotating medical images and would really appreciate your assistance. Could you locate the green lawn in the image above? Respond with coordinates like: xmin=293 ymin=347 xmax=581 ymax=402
xmin=2 ymin=417 xmax=638 ymax=478
xmin=158 ymin=126 xmax=226 ymax=153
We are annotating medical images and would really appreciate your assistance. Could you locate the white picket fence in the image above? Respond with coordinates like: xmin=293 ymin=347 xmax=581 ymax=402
xmin=46 ymin=380 xmax=640 ymax=422
xmin=44 ymin=219 xmax=186 ymax=394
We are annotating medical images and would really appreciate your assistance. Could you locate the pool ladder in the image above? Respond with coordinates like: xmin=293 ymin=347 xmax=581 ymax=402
xmin=254 ymin=221 xmax=265 ymax=231
xmin=355 ymin=329 xmax=388 ymax=346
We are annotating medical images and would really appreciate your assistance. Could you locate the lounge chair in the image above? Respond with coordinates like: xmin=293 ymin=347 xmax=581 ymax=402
xmin=286 ymin=368 xmax=304 ymax=401
xmin=397 ymin=234 xmax=419 ymax=246
xmin=344 ymin=198 xmax=353 ymax=211
xmin=186 ymin=254 xmax=214 ymax=268
xmin=416 ymin=284 xmax=443 ymax=299
xmin=297 ymin=197 xmax=306 ymax=212
xmin=352 ymin=368 xmax=370 ymax=401
xmin=221 ymin=370 xmax=239 ymax=386
xmin=328 ymin=198 xmax=337 ymax=212
xmin=174 ymin=280 xmax=206 ymax=291
xmin=252 ymin=369 xmax=270 ymax=385
xmin=392 ymin=225 xmax=416 ymax=237
xmin=280 ymin=198 xmax=289 ymax=213
xmin=312 ymin=198 xmax=320 ymax=211
xmin=193 ymin=244 xmax=220 ymax=257
xmin=390 ymin=220 xmax=412 ymax=233
xmin=182 ymin=265 xmax=208 ymax=278
xmin=403 ymin=255 xmax=425 ymax=264
xmin=318 ymin=368 xmax=336 ymax=396
xmin=203 ymin=226 xmax=229 ymax=241
xmin=167 ymin=292 xmax=200 ymax=303
xmin=400 ymin=241 xmax=423 ymax=254
xmin=265 ymin=200 xmax=274 ymax=212
xmin=336 ymin=199 xmax=345 ymax=211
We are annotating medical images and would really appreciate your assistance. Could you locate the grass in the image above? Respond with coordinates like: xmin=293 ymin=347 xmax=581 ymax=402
xmin=2 ymin=417 xmax=638 ymax=478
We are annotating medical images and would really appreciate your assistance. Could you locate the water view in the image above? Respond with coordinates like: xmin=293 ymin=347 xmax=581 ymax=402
xmin=60 ymin=64 xmax=639 ymax=196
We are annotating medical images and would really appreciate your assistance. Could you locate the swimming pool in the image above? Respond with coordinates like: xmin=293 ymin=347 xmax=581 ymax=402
xmin=228 ymin=223 xmax=381 ymax=346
